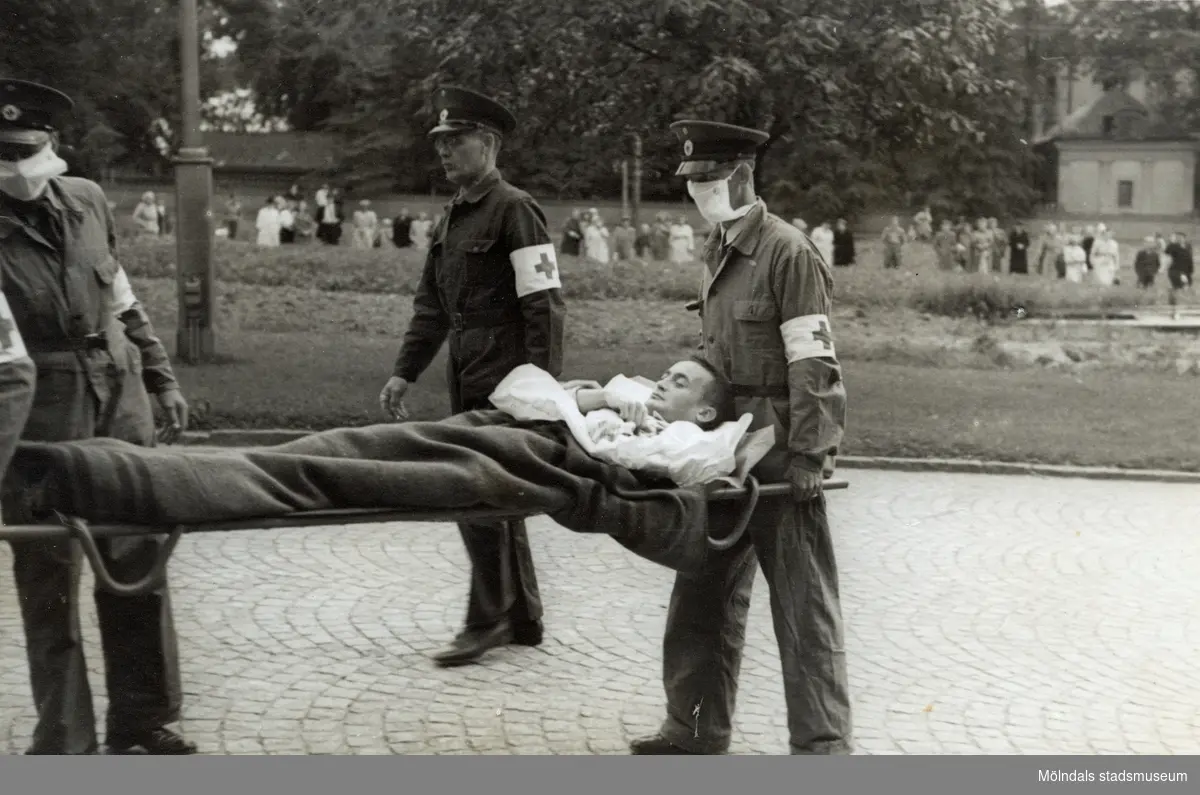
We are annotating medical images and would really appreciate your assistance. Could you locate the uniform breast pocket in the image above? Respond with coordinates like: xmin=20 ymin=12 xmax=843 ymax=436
xmin=732 ymin=300 xmax=781 ymax=349
xmin=731 ymin=299 xmax=788 ymax=386
xmin=458 ymin=238 xmax=502 ymax=290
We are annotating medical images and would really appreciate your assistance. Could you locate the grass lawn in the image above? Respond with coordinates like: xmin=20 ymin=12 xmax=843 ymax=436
xmin=166 ymin=326 xmax=1200 ymax=472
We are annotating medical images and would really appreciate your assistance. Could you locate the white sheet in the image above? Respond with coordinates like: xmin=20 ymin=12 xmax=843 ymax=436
xmin=489 ymin=364 xmax=775 ymax=488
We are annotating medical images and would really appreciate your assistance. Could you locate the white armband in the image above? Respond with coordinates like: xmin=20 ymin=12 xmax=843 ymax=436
xmin=780 ymin=314 xmax=836 ymax=363
xmin=510 ymin=244 xmax=562 ymax=298
xmin=111 ymin=265 xmax=138 ymax=315
xmin=0 ymin=293 xmax=29 ymax=364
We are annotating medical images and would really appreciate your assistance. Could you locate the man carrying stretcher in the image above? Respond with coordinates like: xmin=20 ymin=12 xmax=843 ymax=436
xmin=3 ymin=357 xmax=742 ymax=574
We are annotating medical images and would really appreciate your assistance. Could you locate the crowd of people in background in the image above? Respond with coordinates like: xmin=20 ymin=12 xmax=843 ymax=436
xmin=149 ymin=182 xmax=1198 ymax=303
xmin=794 ymin=206 xmax=1196 ymax=296
xmin=215 ymin=182 xmax=446 ymax=252
xmin=559 ymin=208 xmax=698 ymax=264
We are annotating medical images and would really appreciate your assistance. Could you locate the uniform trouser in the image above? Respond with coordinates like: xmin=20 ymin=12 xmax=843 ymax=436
xmin=451 ymin=381 xmax=544 ymax=632
xmin=5 ymin=361 xmax=182 ymax=754
xmin=9 ymin=536 xmax=183 ymax=754
xmin=656 ymin=490 xmax=852 ymax=755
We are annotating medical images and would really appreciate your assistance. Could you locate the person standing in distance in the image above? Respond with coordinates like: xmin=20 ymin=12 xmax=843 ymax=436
xmin=0 ymin=78 xmax=195 ymax=755
xmin=630 ymin=120 xmax=851 ymax=756
xmin=379 ymin=87 xmax=566 ymax=667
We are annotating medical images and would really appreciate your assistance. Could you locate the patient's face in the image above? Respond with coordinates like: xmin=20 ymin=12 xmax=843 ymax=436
xmin=646 ymin=361 xmax=717 ymax=426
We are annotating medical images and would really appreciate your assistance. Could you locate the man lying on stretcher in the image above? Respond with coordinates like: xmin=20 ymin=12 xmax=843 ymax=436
xmin=567 ymin=356 xmax=733 ymax=439
xmin=2 ymin=357 xmax=749 ymax=573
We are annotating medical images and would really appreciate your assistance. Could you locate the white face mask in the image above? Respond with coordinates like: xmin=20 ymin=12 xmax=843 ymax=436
xmin=686 ymin=167 xmax=753 ymax=225
xmin=0 ymin=141 xmax=69 ymax=201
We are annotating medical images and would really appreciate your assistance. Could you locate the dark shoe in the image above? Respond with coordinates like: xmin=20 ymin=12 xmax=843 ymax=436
xmin=511 ymin=619 xmax=544 ymax=647
xmin=629 ymin=733 xmax=704 ymax=755
xmin=432 ymin=622 xmax=514 ymax=668
xmin=106 ymin=727 xmax=197 ymax=755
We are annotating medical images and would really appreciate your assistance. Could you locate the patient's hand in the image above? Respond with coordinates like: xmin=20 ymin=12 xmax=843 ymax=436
xmin=637 ymin=414 xmax=670 ymax=436
xmin=586 ymin=410 xmax=629 ymax=444
xmin=603 ymin=387 xmax=648 ymax=428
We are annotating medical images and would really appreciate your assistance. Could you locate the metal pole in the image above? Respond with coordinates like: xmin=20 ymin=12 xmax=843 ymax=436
xmin=631 ymin=133 xmax=643 ymax=228
xmin=174 ymin=0 xmax=215 ymax=363
xmin=621 ymin=159 xmax=629 ymax=218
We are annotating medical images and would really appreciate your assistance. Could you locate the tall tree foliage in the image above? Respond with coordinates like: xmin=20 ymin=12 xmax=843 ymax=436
xmin=1041 ymin=0 xmax=1200 ymax=135
xmin=1 ymin=0 xmax=238 ymax=174
xmin=231 ymin=0 xmax=1031 ymax=217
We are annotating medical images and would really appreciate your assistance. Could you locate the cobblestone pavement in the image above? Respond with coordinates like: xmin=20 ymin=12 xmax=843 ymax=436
xmin=2 ymin=470 xmax=1199 ymax=755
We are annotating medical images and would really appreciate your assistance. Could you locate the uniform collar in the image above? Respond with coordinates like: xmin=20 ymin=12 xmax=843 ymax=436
xmin=0 ymin=176 xmax=83 ymax=218
xmin=452 ymin=168 xmax=501 ymax=205
xmin=0 ymin=178 xmax=83 ymax=240
xmin=709 ymin=198 xmax=766 ymax=257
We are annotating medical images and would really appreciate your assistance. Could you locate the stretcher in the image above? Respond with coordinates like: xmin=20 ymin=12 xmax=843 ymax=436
xmin=0 ymin=477 xmax=849 ymax=598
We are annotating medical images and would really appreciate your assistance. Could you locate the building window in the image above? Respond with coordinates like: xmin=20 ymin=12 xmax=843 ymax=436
xmin=1117 ymin=180 xmax=1134 ymax=208
xmin=1102 ymin=115 xmax=1115 ymax=136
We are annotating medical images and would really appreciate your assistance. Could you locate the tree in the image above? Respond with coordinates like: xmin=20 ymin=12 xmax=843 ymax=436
xmin=1 ymin=0 xmax=238 ymax=171
xmin=305 ymin=0 xmax=1023 ymax=215
xmin=1040 ymin=0 xmax=1200 ymax=134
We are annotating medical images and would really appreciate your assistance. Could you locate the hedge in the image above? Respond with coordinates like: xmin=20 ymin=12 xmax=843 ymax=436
xmin=118 ymin=236 xmax=1168 ymax=321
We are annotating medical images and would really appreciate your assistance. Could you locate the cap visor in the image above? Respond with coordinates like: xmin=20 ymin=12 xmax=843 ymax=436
xmin=428 ymin=122 xmax=472 ymax=137
xmin=0 ymin=128 xmax=50 ymax=145
xmin=428 ymin=122 xmax=505 ymax=138
xmin=675 ymin=159 xmax=729 ymax=177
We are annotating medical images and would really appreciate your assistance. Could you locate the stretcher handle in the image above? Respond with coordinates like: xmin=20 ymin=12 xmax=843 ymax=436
xmin=53 ymin=512 xmax=185 ymax=597
xmin=705 ymin=477 xmax=848 ymax=552
xmin=708 ymin=478 xmax=846 ymax=502
xmin=707 ymin=474 xmax=760 ymax=551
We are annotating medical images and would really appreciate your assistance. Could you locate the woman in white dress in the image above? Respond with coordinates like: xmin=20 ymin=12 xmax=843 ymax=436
xmin=132 ymin=191 xmax=160 ymax=237
xmin=811 ymin=221 xmax=835 ymax=266
xmin=1062 ymin=234 xmax=1088 ymax=283
xmin=668 ymin=214 xmax=695 ymax=263
xmin=255 ymin=195 xmax=282 ymax=247
xmin=351 ymin=200 xmax=379 ymax=249
xmin=409 ymin=211 xmax=433 ymax=250
xmin=583 ymin=210 xmax=611 ymax=264
xmin=1089 ymin=227 xmax=1120 ymax=286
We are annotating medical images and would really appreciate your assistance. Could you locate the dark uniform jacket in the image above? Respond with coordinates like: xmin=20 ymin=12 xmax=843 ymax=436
xmin=695 ymin=200 xmax=845 ymax=476
xmin=0 ymin=177 xmax=179 ymax=445
xmin=393 ymin=169 xmax=566 ymax=410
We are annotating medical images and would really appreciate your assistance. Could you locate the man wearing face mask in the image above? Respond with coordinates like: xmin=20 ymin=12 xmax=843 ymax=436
xmin=630 ymin=120 xmax=850 ymax=756
xmin=379 ymin=87 xmax=566 ymax=668
xmin=0 ymin=79 xmax=195 ymax=755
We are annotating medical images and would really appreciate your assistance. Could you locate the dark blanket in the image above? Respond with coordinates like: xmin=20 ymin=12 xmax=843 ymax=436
xmin=13 ymin=410 xmax=713 ymax=572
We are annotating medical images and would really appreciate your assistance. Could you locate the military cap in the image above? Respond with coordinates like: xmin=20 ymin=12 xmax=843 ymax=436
xmin=0 ymin=79 xmax=74 ymax=136
xmin=669 ymin=120 xmax=769 ymax=176
xmin=428 ymin=86 xmax=516 ymax=138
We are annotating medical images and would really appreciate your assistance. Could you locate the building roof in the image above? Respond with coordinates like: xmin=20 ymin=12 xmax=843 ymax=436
xmin=203 ymin=131 xmax=341 ymax=173
xmin=1034 ymin=88 xmax=1190 ymax=146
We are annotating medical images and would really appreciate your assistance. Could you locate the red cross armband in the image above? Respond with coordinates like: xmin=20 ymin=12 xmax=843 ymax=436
xmin=779 ymin=314 xmax=836 ymax=363
xmin=510 ymin=244 xmax=562 ymax=298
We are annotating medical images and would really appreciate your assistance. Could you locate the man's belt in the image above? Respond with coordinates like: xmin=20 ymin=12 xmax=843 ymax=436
xmin=732 ymin=384 xmax=788 ymax=398
xmin=26 ymin=333 xmax=108 ymax=354
xmin=448 ymin=308 xmax=523 ymax=332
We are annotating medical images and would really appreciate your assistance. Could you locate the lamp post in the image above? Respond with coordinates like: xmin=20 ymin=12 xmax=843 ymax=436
xmin=630 ymin=132 xmax=643 ymax=228
xmin=174 ymin=0 xmax=215 ymax=363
